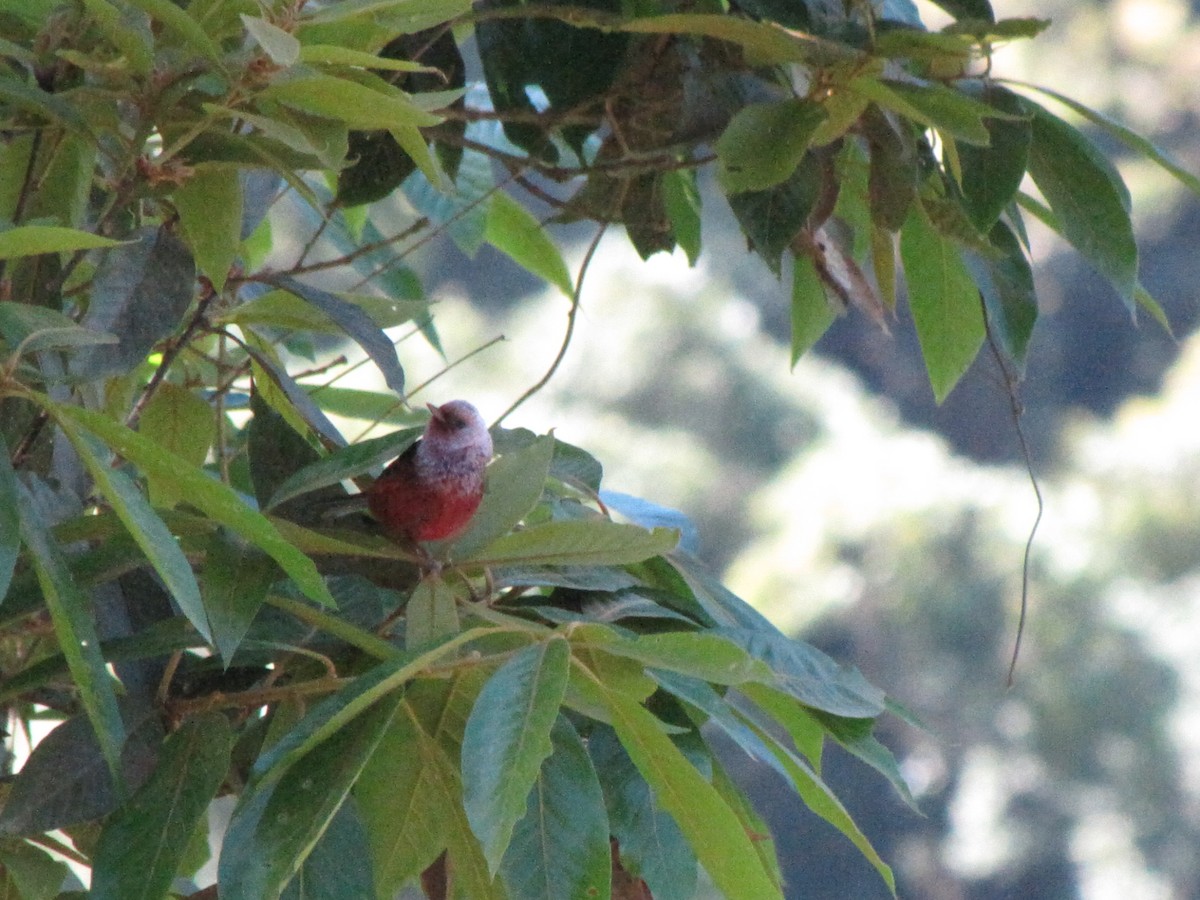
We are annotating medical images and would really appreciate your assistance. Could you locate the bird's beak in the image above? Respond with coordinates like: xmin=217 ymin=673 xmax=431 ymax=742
xmin=426 ymin=402 xmax=443 ymax=422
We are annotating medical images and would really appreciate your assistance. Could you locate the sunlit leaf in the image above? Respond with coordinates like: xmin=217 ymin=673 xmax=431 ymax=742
xmin=52 ymin=403 xmax=335 ymax=608
xmin=0 ymin=224 xmax=123 ymax=259
xmin=900 ymin=202 xmax=985 ymax=402
xmin=486 ymin=191 xmax=573 ymax=296
xmin=472 ymin=521 xmax=678 ymax=568
xmin=175 ymin=164 xmax=243 ymax=292
xmin=463 ymin=637 xmax=570 ymax=873
xmin=716 ymin=99 xmax=826 ymax=194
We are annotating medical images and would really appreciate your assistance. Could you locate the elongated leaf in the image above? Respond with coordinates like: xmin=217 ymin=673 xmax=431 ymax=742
xmin=267 ymin=425 xmax=422 ymax=509
xmin=728 ymin=154 xmax=822 ymax=275
xmin=588 ymin=725 xmax=696 ymax=900
xmin=268 ymin=275 xmax=406 ymax=394
xmin=355 ymin=694 xmax=455 ymax=897
xmin=573 ymin=627 xmax=773 ymax=686
xmin=448 ymin=433 xmax=554 ymax=559
xmin=1025 ymin=101 xmax=1138 ymax=310
xmin=900 ymin=202 xmax=985 ymax=402
xmin=463 ymin=638 xmax=570 ymax=873
xmin=716 ymin=99 xmax=826 ymax=194
xmin=0 ymin=225 xmax=123 ymax=259
xmin=790 ymin=251 xmax=836 ymax=365
xmin=0 ymin=303 xmax=116 ymax=356
xmin=61 ymin=425 xmax=210 ymax=643
xmin=472 ymin=521 xmax=678 ymax=567
xmin=241 ymin=14 xmax=301 ymax=66
xmin=405 ymin=576 xmax=460 ymax=650
xmin=486 ymin=191 xmax=573 ymax=296
xmin=957 ymin=84 xmax=1031 ymax=230
xmin=0 ymin=839 xmax=69 ymax=900
xmin=260 ymin=73 xmax=440 ymax=129
xmin=575 ymin=658 xmax=783 ymax=900
xmin=713 ymin=627 xmax=886 ymax=718
xmin=1013 ymin=81 xmax=1200 ymax=198
xmin=249 ymin=629 xmax=492 ymax=783
xmin=175 ymin=164 xmax=243 ymax=292
xmin=51 ymin=403 xmax=335 ymax=608
xmin=91 ymin=714 xmax=232 ymax=900
xmin=219 ymin=695 xmax=400 ymax=900
xmin=0 ymin=437 xmax=18 ymax=603
xmin=15 ymin=484 xmax=126 ymax=778
xmin=662 ymin=169 xmax=702 ymax=265
xmin=203 ymin=530 xmax=279 ymax=665
xmin=280 ymin=800 xmax=375 ymax=900
xmin=138 ymin=383 xmax=216 ymax=508
xmin=72 ymin=226 xmax=196 ymax=379
xmin=500 ymin=715 xmax=610 ymax=900
xmin=962 ymin=219 xmax=1037 ymax=368
xmin=125 ymin=0 xmax=223 ymax=64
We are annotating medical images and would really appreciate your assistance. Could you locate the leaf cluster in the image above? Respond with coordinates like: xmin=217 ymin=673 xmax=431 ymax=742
xmin=0 ymin=0 xmax=1189 ymax=895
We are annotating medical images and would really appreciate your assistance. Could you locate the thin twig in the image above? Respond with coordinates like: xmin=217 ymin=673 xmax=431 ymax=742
xmin=125 ymin=288 xmax=218 ymax=429
xmin=496 ymin=221 xmax=608 ymax=425
xmin=981 ymin=300 xmax=1044 ymax=687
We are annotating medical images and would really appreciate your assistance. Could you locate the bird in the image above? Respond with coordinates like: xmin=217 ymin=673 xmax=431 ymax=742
xmin=366 ymin=400 xmax=493 ymax=544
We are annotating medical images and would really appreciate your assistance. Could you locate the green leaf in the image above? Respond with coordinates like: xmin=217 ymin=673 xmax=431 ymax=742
xmin=0 ymin=303 xmax=116 ymax=356
xmin=962 ymin=220 xmax=1037 ymax=369
xmin=575 ymin=659 xmax=783 ymax=900
xmin=449 ymin=432 xmax=555 ymax=559
xmin=203 ymin=531 xmax=279 ymax=665
xmin=713 ymin=628 xmax=887 ymax=718
xmin=280 ymin=801 xmax=376 ymax=900
xmin=405 ymin=576 xmax=460 ymax=650
xmin=472 ymin=521 xmax=679 ymax=568
xmin=575 ymin=627 xmax=773 ymax=686
xmin=485 ymin=191 xmax=573 ymax=296
xmin=1011 ymin=81 xmax=1200 ymax=198
xmin=728 ymin=153 xmax=823 ymax=275
xmin=60 ymin=425 xmax=211 ymax=644
xmin=861 ymin=104 xmax=919 ymax=233
xmin=588 ymin=726 xmax=696 ymax=900
xmin=261 ymin=73 xmax=440 ymax=129
xmin=899 ymin=202 xmax=985 ymax=402
xmin=52 ymin=403 xmax=335 ymax=608
xmin=463 ymin=638 xmax=570 ymax=873
xmin=0 ymin=839 xmax=69 ymax=900
xmin=219 ymin=694 xmax=400 ymax=900
xmin=174 ymin=164 xmax=243 ymax=292
xmin=1025 ymin=101 xmax=1138 ymax=310
xmin=790 ymin=252 xmax=836 ymax=366
xmin=876 ymin=81 xmax=1005 ymax=146
xmin=125 ymin=0 xmax=224 ymax=64
xmin=0 ymin=224 xmax=123 ymax=259
xmin=716 ymin=99 xmax=826 ymax=194
xmin=355 ymin=718 xmax=449 ymax=898
xmin=138 ymin=383 xmax=216 ymax=508
xmin=90 ymin=714 xmax=232 ymax=900
xmin=957 ymin=83 xmax=1032 ymax=230
xmin=71 ymin=226 xmax=196 ymax=379
xmin=662 ymin=169 xmax=702 ymax=266
xmin=500 ymin=715 xmax=611 ymax=900
xmin=266 ymin=425 xmax=422 ymax=509
xmin=0 ymin=437 xmax=20 ymax=604
xmin=267 ymin=275 xmax=406 ymax=395
xmin=241 ymin=14 xmax=301 ymax=66
xmin=16 ymin=483 xmax=126 ymax=779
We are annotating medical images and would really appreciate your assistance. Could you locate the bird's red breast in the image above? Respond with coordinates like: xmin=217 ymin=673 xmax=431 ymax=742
xmin=366 ymin=400 xmax=492 ymax=543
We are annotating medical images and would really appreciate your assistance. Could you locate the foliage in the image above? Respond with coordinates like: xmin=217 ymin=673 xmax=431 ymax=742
xmin=0 ymin=0 xmax=1190 ymax=896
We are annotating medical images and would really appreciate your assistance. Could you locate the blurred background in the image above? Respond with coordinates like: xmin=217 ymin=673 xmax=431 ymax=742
xmin=279 ymin=0 xmax=1200 ymax=895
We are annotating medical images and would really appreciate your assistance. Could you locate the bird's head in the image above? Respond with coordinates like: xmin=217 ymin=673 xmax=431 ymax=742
xmin=423 ymin=400 xmax=493 ymax=458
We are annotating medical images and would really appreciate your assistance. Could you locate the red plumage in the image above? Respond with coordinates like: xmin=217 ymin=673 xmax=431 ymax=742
xmin=366 ymin=400 xmax=493 ymax=543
